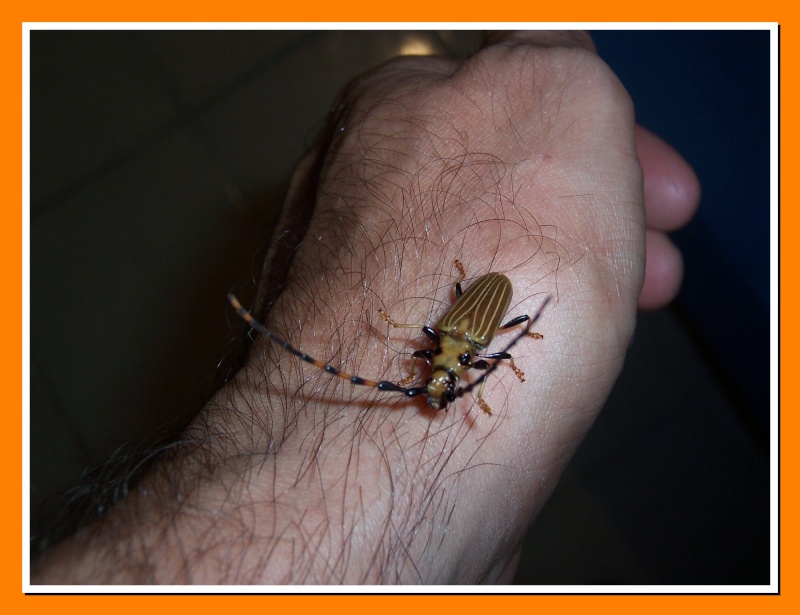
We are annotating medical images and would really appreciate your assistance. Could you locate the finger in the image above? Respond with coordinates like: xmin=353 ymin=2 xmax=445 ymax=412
xmin=636 ymin=125 xmax=701 ymax=231
xmin=639 ymin=230 xmax=684 ymax=310
xmin=482 ymin=30 xmax=596 ymax=52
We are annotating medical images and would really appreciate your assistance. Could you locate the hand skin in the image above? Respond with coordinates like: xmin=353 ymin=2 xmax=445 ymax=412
xmin=32 ymin=31 xmax=699 ymax=584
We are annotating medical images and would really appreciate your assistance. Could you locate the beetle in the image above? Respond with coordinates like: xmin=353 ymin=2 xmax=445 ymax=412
xmin=228 ymin=262 xmax=549 ymax=415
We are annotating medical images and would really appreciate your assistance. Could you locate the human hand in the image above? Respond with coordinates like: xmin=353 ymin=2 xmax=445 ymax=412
xmin=33 ymin=30 xmax=698 ymax=584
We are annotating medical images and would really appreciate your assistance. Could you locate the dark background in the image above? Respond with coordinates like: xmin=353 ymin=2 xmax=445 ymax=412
xmin=29 ymin=29 xmax=772 ymax=584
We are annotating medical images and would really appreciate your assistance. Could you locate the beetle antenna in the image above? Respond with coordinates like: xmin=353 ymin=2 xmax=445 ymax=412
xmin=228 ymin=293 xmax=429 ymax=398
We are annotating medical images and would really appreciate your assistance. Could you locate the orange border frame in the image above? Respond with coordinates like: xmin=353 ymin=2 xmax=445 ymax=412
xmin=10 ymin=2 xmax=785 ymax=612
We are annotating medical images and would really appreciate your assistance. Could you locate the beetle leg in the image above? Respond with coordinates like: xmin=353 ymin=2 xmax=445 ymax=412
xmin=379 ymin=310 xmax=426 ymax=330
xmin=498 ymin=314 xmax=544 ymax=339
xmin=472 ymin=354 xmax=519 ymax=414
xmin=476 ymin=351 xmax=526 ymax=382
xmin=470 ymin=361 xmax=493 ymax=414
xmin=473 ymin=356 xmax=519 ymax=414
xmin=454 ymin=259 xmax=467 ymax=285
xmin=380 ymin=311 xmax=438 ymax=342
xmin=400 ymin=348 xmax=433 ymax=384
xmin=413 ymin=348 xmax=434 ymax=364
xmin=507 ymin=356 xmax=526 ymax=382
xmin=498 ymin=314 xmax=529 ymax=330
xmin=452 ymin=260 xmax=469 ymax=297
xmin=475 ymin=379 xmax=493 ymax=415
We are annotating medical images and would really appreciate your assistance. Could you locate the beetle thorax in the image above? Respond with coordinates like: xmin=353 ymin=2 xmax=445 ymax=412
xmin=434 ymin=331 xmax=476 ymax=368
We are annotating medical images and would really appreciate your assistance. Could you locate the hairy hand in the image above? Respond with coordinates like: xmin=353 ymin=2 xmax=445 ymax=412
xmin=33 ymin=31 xmax=698 ymax=585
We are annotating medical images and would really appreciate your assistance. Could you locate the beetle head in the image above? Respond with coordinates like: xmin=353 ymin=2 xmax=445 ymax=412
xmin=426 ymin=369 xmax=456 ymax=410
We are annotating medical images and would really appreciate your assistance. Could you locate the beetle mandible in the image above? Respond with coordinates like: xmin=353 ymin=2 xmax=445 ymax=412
xmin=229 ymin=261 xmax=549 ymax=415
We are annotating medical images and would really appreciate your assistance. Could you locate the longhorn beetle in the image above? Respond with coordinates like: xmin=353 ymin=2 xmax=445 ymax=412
xmin=228 ymin=261 xmax=549 ymax=415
